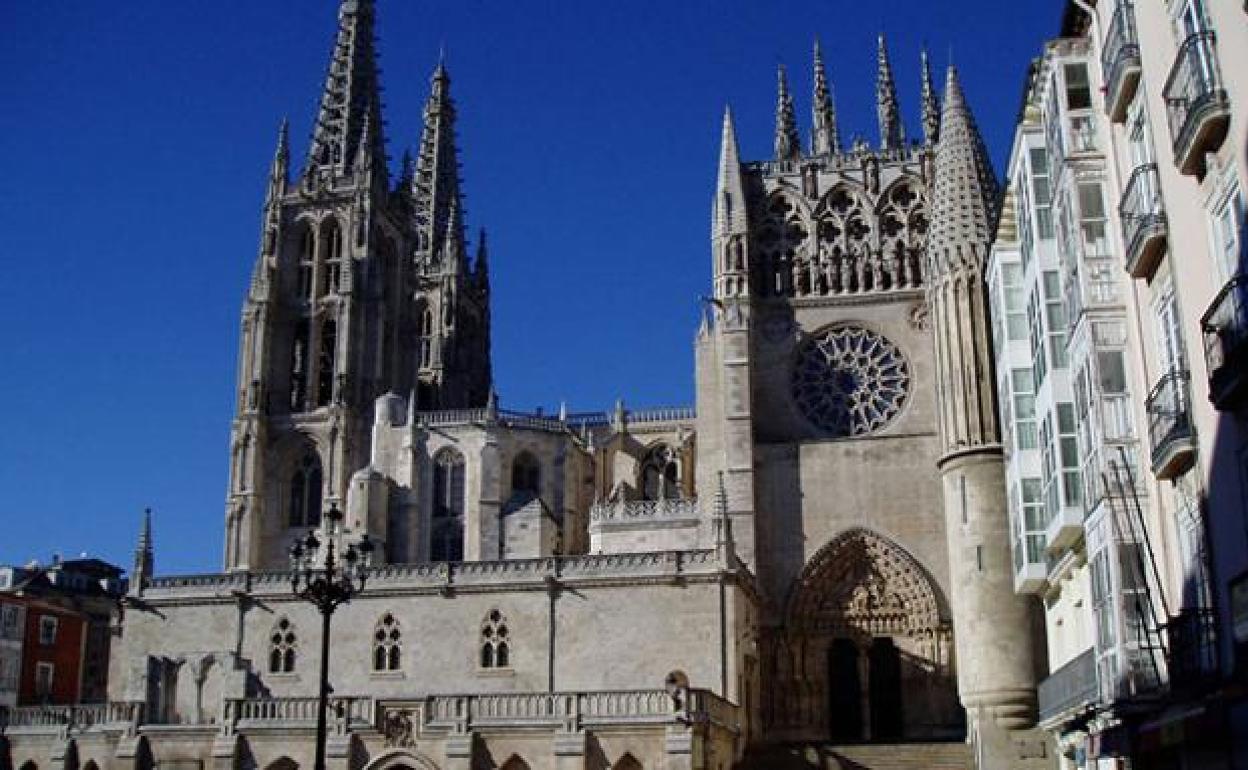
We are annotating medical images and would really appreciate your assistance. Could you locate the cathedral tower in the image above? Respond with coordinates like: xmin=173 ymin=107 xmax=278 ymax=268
xmin=925 ymin=67 xmax=1048 ymax=765
xmin=223 ymin=0 xmax=492 ymax=571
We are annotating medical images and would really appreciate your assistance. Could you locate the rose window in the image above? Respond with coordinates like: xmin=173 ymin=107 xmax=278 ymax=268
xmin=792 ymin=326 xmax=910 ymax=437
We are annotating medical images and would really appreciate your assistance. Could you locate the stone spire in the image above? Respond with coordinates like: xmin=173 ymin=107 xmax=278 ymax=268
xmin=920 ymin=48 xmax=941 ymax=146
xmin=304 ymin=0 xmax=387 ymax=179
xmin=714 ymin=106 xmax=748 ymax=236
xmin=412 ymin=57 xmax=465 ymax=261
xmin=267 ymin=118 xmax=290 ymax=204
xmin=474 ymin=227 xmax=490 ymax=289
xmin=130 ymin=508 xmax=153 ymax=595
xmin=811 ymin=39 xmax=840 ymax=155
xmin=774 ymin=65 xmax=801 ymax=161
xmin=876 ymin=34 xmax=904 ymax=150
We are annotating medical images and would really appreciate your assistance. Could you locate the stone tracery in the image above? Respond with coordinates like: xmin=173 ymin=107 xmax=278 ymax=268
xmin=792 ymin=325 xmax=910 ymax=437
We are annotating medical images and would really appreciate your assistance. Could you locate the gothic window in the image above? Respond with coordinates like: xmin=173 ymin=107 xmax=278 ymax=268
xmin=289 ymin=453 xmax=323 ymax=528
xmin=814 ymin=185 xmax=874 ymax=295
xmin=511 ymin=452 xmax=540 ymax=497
xmin=290 ymin=321 xmax=310 ymax=411
xmin=316 ymin=319 xmax=337 ymax=407
xmin=298 ymin=228 xmax=316 ymax=300
xmin=479 ymin=610 xmax=510 ymax=669
xmin=754 ymin=194 xmax=810 ymax=297
xmin=876 ymin=179 xmax=929 ymax=290
xmin=792 ymin=325 xmax=910 ymax=437
xmin=268 ymin=618 xmax=297 ymax=673
xmin=419 ymin=309 xmax=434 ymax=368
xmin=321 ymin=220 xmax=343 ymax=296
xmin=640 ymin=444 xmax=680 ymax=500
xmin=372 ymin=613 xmax=402 ymax=671
xmin=431 ymin=449 xmax=465 ymax=562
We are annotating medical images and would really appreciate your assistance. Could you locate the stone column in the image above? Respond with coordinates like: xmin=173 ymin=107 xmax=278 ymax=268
xmin=552 ymin=731 xmax=586 ymax=770
xmin=443 ymin=732 xmax=475 ymax=770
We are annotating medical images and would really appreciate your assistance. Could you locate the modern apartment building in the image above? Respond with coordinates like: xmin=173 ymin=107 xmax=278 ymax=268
xmin=993 ymin=1 xmax=1248 ymax=767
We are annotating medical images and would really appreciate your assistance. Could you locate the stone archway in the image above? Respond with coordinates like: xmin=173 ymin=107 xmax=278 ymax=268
xmin=362 ymin=750 xmax=441 ymax=770
xmin=765 ymin=528 xmax=962 ymax=742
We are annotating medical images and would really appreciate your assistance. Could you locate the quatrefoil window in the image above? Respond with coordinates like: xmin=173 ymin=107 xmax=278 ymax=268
xmin=792 ymin=326 xmax=910 ymax=437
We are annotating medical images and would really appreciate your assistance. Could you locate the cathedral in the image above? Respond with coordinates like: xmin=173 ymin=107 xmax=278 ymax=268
xmin=3 ymin=2 xmax=1055 ymax=769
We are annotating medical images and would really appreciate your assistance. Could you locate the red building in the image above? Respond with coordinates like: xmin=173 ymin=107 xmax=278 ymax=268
xmin=13 ymin=595 xmax=86 ymax=705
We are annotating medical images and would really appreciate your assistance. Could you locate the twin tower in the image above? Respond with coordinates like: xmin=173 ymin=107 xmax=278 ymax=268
xmin=219 ymin=2 xmax=1049 ymax=764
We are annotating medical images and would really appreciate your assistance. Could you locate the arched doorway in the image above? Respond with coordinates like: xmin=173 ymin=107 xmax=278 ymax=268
xmin=768 ymin=528 xmax=962 ymax=742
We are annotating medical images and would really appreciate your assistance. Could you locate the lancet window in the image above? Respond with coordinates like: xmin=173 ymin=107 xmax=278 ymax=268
xmin=289 ymin=452 xmax=323 ymax=528
xmin=431 ymin=449 xmax=465 ymax=562
xmin=321 ymin=220 xmax=343 ymax=296
xmin=268 ymin=618 xmax=297 ymax=673
xmin=316 ymin=319 xmax=337 ymax=407
xmin=290 ymin=321 xmax=310 ymax=410
xmin=754 ymin=194 xmax=809 ymax=297
xmin=875 ymin=180 xmax=929 ymax=290
xmin=511 ymin=452 xmax=540 ymax=497
xmin=298 ymin=228 xmax=315 ymax=300
xmin=479 ymin=609 xmax=510 ymax=669
xmin=373 ymin=613 xmax=402 ymax=671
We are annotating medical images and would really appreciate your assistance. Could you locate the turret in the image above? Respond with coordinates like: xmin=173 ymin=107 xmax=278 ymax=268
xmin=926 ymin=66 xmax=1047 ymax=766
xmin=712 ymin=107 xmax=749 ymax=299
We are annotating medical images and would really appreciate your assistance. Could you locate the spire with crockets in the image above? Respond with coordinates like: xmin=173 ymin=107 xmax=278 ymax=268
xmin=412 ymin=57 xmax=465 ymax=264
xmin=774 ymin=65 xmax=801 ymax=161
xmin=303 ymin=0 xmax=387 ymax=182
xmin=811 ymin=39 xmax=840 ymax=155
xmin=876 ymin=34 xmax=904 ymax=150
xmin=920 ymin=48 xmax=940 ymax=146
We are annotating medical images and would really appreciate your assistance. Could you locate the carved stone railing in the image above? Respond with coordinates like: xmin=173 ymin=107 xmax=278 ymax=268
xmin=410 ymin=406 xmax=695 ymax=434
xmin=223 ymin=696 xmax=374 ymax=729
xmin=589 ymin=498 xmax=701 ymax=524
xmin=0 ymin=701 xmax=144 ymax=732
xmin=144 ymin=550 xmax=727 ymax=601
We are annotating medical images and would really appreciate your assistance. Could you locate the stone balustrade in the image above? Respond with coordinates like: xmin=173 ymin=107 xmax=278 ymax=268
xmin=0 ymin=701 xmax=144 ymax=731
xmin=589 ymin=498 xmax=701 ymax=524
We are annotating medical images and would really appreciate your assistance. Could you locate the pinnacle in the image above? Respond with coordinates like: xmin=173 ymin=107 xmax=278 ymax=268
xmin=876 ymin=33 xmax=904 ymax=150
xmin=921 ymin=48 xmax=940 ymax=145
xmin=774 ymin=64 xmax=800 ymax=161
xmin=812 ymin=38 xmax=839 ymax=155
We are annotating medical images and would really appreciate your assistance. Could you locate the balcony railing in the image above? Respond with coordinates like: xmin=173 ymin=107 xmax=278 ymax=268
xmin=1038 ymin=647 xmax=1098 ymax=724
xmin=1146 ymin=370 xmax=1197 ymax=480
xmin=1164 ymin=608 xmax=1218 ymax=696
xmin=1201 ymin=274 xmax=1248 ymax=410
xmin=1163 ymin=31 xmax=1230 ymax=176
xmin=1119 ymin=164 xmax=1168 ymax=279
xmin=1102 ymin=2 xmax=1142 ymax=122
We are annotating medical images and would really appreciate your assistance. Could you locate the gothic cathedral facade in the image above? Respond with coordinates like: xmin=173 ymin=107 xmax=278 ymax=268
xmin=5 ymin=3 xmax=1054 ymax=769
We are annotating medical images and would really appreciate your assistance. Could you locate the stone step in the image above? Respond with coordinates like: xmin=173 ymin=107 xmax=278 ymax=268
xmin=741 ymin=741 xmax=972 ymax=770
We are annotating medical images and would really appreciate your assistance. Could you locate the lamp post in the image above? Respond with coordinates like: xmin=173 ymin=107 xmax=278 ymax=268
xmin=289 ymin=503 xmax=374 ymax=770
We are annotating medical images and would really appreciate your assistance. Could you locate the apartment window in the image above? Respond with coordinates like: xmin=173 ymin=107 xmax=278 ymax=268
xmin=1044 ymin=271 xmax=1069 ymax=370
xmin=39 ymin=616 xmax=58 ymax=646
xmin=0 ymin=654 xmax=17 ymax=690
xmin=1011 ymin=368 xmax=1038 ymax=450
xmin=1021 ymin=478 xmax=1046 ymax=564
xmin=1064 ymin=63 xmax=1093 ymax=110
xmin=1029 ymin=148 xmax=1054 ymax=240
xmin=1029 ymin=288 xmax=1048 ymax=387
xmin=35 ymin=662 xmax=54 ymax=698
xmin=1210 ymin=180 xmax=1245 ymax=281
xmin=0 ymin=605 xmax=20 ymax=641
xmin=1154 ymin=281 xmax=1186 ymax=375
xmin=1058 ymin=403 xmax=1082 ymax=509
xmin=1078 ymin=182 xmax=1108 ymax=257
xmin=1003 ymin=264 xmax=1028 ymax=341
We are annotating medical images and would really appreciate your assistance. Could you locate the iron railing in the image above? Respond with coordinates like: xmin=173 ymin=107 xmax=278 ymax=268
xmin=1038 ymin=647 xmax=1098 ymax=723
xmin=1101 ymin=2 xmax=1141 ymax=120
xmin=1201 ymin=274 xmax=1248 ymax=409
xmin=1119 ymin=164 xmax=1167 ymax=277
xmin=1163 ymin=31 xmax=1230 ymax=174
xmin=1145 ymin=370 xmax=1195 ymax=477
xmin=1164 ymin=608 xmax=1218 ymax=695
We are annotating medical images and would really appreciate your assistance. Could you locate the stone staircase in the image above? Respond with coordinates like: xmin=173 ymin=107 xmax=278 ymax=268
xmin=740 ymin=742 xmax=972 ymax=770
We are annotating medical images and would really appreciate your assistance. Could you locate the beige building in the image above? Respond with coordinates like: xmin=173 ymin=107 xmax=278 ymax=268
xmin=0 ymin=3 xmax=1061 ymax=770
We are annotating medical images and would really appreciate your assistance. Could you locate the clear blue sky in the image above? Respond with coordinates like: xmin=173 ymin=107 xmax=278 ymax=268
xmin=0 ymin=1 xmax=1059 ymax=575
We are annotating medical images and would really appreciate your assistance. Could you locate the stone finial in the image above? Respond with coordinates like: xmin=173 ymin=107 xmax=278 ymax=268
xmin=412 ymin=58 xmax=465 ymax=261
xmin=267 ymin=118 xmax=290 ymax=203
xmin=876 ymin=34 xmax=904 ymax=150
xmin=130 ymin=508 xmax=154 ymax=595
xmin=920 ymin=48 xmax=940 ymax=146
xmin=612 ymin=398 xmax=627 ymax=433
xmin=485 ymin=388 xmax=498 ymax=422
xmin=774 ymin=65 xmax=801 ymax=161
xmin=811 ymin=39 xmax=840 ymax=155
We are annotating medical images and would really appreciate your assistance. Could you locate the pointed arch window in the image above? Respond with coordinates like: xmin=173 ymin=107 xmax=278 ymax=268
xmin=373 ymin=613 xmax=402 ymax=671
xmin=419 ymin=309 xmax=434 ymax=368
xmin=511 ymin=452 xmax=541 ymax=497
xmin=432 ymin=449 xmax=465 ymax=562
xmin=289 ymin=453 xmax=323 ymax=528
xmin=268 ymin=618 xmax=297 ymax=673
xmin=316 ymin=319 xmax=337 ymax=407
xmin=290 ymin=320 xmax=310 ymax=411
xmin=479 ymin=609 xmax=510 ymax=669
xmin=298 ymin=228 xmax=316 ymax=300
xmin=640 ymin=444 xmax=680 ymax=500
xmin=321 ymin=220 xmax=343 ymax=296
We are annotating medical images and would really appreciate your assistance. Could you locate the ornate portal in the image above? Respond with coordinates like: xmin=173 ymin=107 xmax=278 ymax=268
xmin=792 ymin=325 xmax=910 ymax=437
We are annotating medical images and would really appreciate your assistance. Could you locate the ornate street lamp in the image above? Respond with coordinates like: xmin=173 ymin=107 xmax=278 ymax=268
xmin=289 ymin=503 xmax=374 ymax=770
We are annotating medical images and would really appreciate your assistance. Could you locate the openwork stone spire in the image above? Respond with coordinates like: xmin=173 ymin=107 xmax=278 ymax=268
xmin=268 ymin=118 xmax=290 ymax=202
xmin=920 ymin=48 xmax=940 ymax=146
xmin=811 ymin=39 xmax=840 ymax=155
xmin=714 ymin=106 xmax=748 ymax=236
xmin=876 ymin=34 xmax=904 ymax=150
xmin=412 ymin=58 xmax=465 ymax=262
xmin=926 ymin=65 xmax=1001 ymax=453
xmin=774 ymin=65 xmax=801 ymax=161
xmin=304 ymin=0 xmax=387 ymax=179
